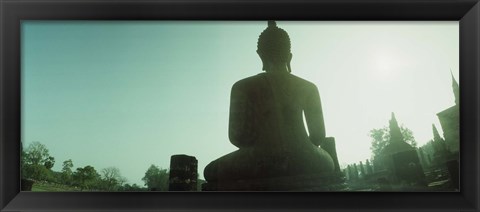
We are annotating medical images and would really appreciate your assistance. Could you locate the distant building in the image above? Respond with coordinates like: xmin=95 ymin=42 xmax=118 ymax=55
xmin=376 ymin=113 xmax=425 ymax=186
xmin=431 ymin=124 xmax=450 ymax=165
xmin=436 ymin=74 xmax=459 ymax=154
xmin=380 ymin=113 xmax=416 ymax=157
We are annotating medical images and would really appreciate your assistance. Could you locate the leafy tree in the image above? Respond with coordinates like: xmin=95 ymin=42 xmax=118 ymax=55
xmin=49 ymin=170 xmax=64 ymax=184
xmin=62 ymin=159 xmax=74 ymax=173
xmin=72 ymin=165 xmax=101 ymax=190
xmin=44 ymin=156 xmax=55 ymax=169
xmin=22 ymin=142 xmax=55 ymax=181
xmin=23 ymin=164 xmax=51 ymax=181
xmin=370 ymin=125 xmax=417 ymax=159
xmin=197 ymin=178 xmax=206 ymax=191
xmin=60 ymin=159 xmax=74 ymax=185
xmin=120 ymin=183 xmax=132 ymax=191
xmin=418 ymin=139 xmax=437 ymax=166
xmin=142 ymin=165 xmax=169 ymax=191
xmin=24 ymin=142 xmax=54 ymax=166
xmin=100 ymin=167 xmax=127 ymax=191
xmin=119 ymin=183 xmax=146 ymax=191
xmin=420 ymin=140 xmax=435 ymax=158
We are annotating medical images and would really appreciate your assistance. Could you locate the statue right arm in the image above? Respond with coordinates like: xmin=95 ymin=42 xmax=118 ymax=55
xmin=228 ymin=82 xmax=256 ymax=148
xmin=304 ymin=84 xmax=326 ymax=147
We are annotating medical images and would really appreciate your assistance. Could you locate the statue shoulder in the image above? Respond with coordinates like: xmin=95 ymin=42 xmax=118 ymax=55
xmin=289 ymin=74 xmax=318 ymax=91
xmin=232 ymin=73 xmax=266 ymax=90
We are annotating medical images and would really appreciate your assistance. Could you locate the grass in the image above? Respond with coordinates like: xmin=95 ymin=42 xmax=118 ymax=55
xmin=32 ymin=182 xmax=82 ymax=192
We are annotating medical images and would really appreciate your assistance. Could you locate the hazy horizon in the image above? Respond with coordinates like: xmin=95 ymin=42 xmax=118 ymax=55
xmin=22 ymin=21 xmax=459 ymax=187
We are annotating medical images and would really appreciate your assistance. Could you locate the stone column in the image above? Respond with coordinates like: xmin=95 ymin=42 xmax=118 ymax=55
xmin=168 ymin=154 xmax=198 ymax=191
xmin=353 ymin=163 xmax=359 ymax=180
xmin=359 ymin=161 xmax=366 ymax=178
xmin=21 ymin=179 xmax=34 ymax=191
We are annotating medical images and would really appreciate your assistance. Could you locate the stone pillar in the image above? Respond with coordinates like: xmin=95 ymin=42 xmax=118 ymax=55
xmin=168 ymin=154 xmax=198 ymax=191
xmin=322 ymin=137 xmax=341 ymax=172
xmin=346 ymin=165 xmax=352 ymax=181
xmin=359 ymin=161 xmax=366 ymax=178
xmin=21 ymin=179 xmax=34 ymax=191
xmin=353 ymin=163 xmax=359 ymax=181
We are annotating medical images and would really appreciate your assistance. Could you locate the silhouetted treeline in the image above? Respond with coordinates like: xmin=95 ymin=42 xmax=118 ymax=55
xmin=21 ymin=141 xmax=146 ymax=191
xmin=22 ymin=141 xmax=206 ymax=191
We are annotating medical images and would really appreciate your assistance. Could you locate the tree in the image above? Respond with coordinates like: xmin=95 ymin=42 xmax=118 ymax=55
xmin=369 ymin=125 xmax=417 ymax=159
xmin=24 ymin=142 xmax=53 ymax=166
xmin=119 ymin=183 xmax=146 ymax=191
xmin=22 ymin=142 xmax=55 ymax=181
xmin=72 ymin=165 xmax=101 ymax=190
xmin=44 ymin=156 xmax=55 ymax=169
xmin=197 ymin=177 xmax=206 ymax=191
xmin=142 ymin=165 xmax=169 ymax=191
xmin=60 ymin=159 xmax=74 ymax=185
xmin=23 ymin=163 xmax=51 ymax=181
xmin=365 ymin=159 xmax=373 ymax=174
xmin=62 ymin=159 xmax=74 ymax=173
xmin=100 ymin=167 xmax=127 ymax=191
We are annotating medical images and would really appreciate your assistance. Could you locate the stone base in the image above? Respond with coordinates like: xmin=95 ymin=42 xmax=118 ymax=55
xmin=202 ymin=172 xmax=346 ymax=191
xmin=21 ymin=179 xmax=34 ymax=191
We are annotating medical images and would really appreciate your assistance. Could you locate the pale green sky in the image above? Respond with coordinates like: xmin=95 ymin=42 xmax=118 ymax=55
xmin=21 ymin=21 xmax=459 ymax=186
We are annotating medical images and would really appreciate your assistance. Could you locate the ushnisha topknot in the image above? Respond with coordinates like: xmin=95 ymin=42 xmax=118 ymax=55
xmin=268 ymin=20 xmax=277 ymax=28
xmin=257 ymin=20 xmax=292 ymax=72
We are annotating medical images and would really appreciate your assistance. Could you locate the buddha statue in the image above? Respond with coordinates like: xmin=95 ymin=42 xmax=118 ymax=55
xmin=204 ymin=21 xmax=335 ymax=185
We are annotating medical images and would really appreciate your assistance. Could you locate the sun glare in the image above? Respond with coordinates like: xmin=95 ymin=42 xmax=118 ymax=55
xmin=371 ymin=51 xmax=399 ymax=80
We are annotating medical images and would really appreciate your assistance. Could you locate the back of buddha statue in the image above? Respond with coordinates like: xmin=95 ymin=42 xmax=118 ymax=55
xmin=229 ymin=72 xmax=324 ymax=150
xmin=203 ymin=21 xmax=333 ymax=184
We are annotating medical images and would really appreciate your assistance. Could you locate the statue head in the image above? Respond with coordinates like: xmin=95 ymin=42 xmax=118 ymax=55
xmin=257 ymin=21 xmax=293 ymax=73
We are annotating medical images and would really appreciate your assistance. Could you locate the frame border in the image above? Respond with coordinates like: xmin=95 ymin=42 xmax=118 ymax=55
xmin=1 ymin=0 xmax=479 ymax=211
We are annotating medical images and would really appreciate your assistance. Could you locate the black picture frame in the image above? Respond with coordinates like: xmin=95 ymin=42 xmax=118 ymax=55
xmin=1 ymin=0 xmax=479 ymax=211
